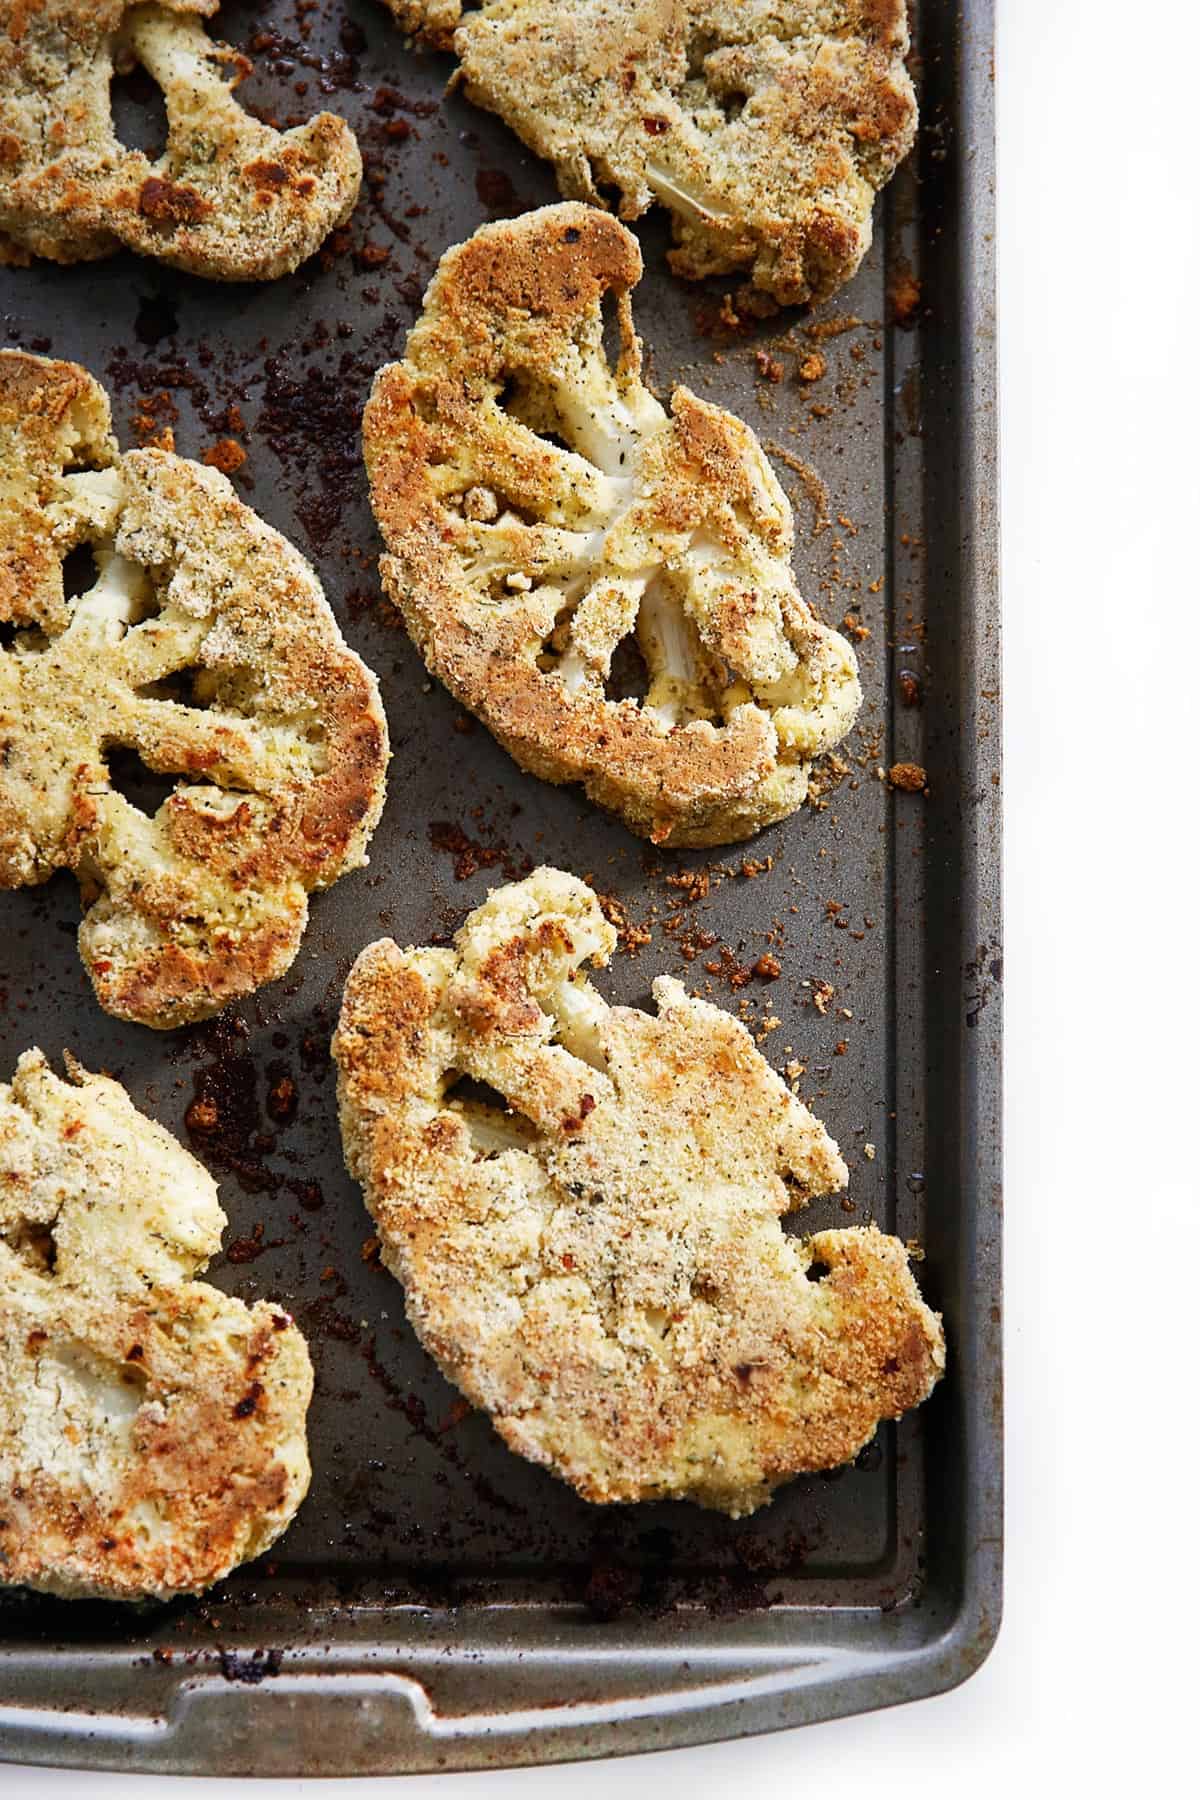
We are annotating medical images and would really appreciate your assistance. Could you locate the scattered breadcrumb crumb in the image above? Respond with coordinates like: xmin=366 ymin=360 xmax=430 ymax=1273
xmin=201 ymin=438 xmax=247 ymax=475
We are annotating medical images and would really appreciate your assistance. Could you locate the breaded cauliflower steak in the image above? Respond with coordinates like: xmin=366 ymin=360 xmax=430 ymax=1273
xmin=387 ymin=1 xmax=915 ymax=307
xmin=334 ymin=868 xmax=944 ymax=1515
xmin=364 ymin=205 xmax=860 ymax=848
xmin=0 ymin=352 xmax=389 ymax=1029
xmin=0 ymin=1 xmax=361 ymax=279
xmin=0 ymin=1050 xmax=312 ymax=1600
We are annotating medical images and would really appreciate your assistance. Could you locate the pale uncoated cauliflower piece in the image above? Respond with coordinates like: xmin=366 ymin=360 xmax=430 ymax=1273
xmin=334 ymin=867 xmax=944 ymax=1515
xmin=0 ymin=1050 xmax=312 ymax=1600
xmin=0 ymin=1 xmax=361 ymax=279
xmin=0 ymin=352 xmax=389 ymax=1028
xmin=364 ymin=205 xmax=860 ymax=848
xmin=386 ymin=1 xmax=915 ymax=307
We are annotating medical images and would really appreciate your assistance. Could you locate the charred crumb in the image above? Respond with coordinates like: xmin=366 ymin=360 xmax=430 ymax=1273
xmin=692 ymin=289 xmax=758 ymax=340
xmin=357 ymin=1335 xmax=525 ymax=1518
xmin=130 ymin=388 xmax=178 ymax=448
xmin=665 ymin=919 xmax=720 ymax=963
xmin=664 ymin=867 xmax=710 ymax=904
xmin=295 ymin=1295 xmax=361 ymax=1347
xmin=583 ymin=1560 xmax=642 ymax=1621
xmin=224 ymin=1222 xmax=276 ymax=1266
xmin=258 ymin=352 xmax=372 ymax=550
xmin=475 ymin=167 xmax=521 ymax=213
xmin=428 ymin=818 xmax=531 ymax=883
xmin=438 ymin=1398 xmax=472 ymax=1435
xmin=105 ymin=348 xmax=213 ymax=423
xmin=217 ymin=1647 xmax=283 ymax=1685
xmin=701 ymin=943 xmax=785 ymax=991
xmin=183 ymin=1030 xmax=283 ymax=1196
xmin=297 ymin=1019 xmax=333 ymax=1081
xmin=264 ymin=1067 xmax=297 ymax=1123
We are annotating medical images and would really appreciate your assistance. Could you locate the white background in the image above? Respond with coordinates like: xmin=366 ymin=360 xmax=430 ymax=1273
xmin=8 ymin=0 xmax=1199 ymax=1791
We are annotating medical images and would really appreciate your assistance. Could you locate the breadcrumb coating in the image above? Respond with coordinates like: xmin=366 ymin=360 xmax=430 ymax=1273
xmin=383 ymin=0 xmax=915 ymax=306
xmin=0 ymin=1 xmax=361 ymax=279
xmin=364 ymin=204 xmax=860 ymax=848
xmin=334 ymin=867 xmax=944 ymax=1515
xmin=0 ymin=352 xmax=389 ymax=1028
xmin=0 ymin=1050 xmax=312 ymax=1600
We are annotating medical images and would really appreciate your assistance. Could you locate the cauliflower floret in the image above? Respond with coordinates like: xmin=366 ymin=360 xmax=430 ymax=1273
xmin=333 ymin=868 xmax=945 ymax=1516
xmin=363 ymin=204 xmax=860 ymax=847
xmin=0 ymin=1050 xmax=313 ymax=1601
xmin=0 ymin=352 xmax=389 ymax=1028
xmin=0 ymin=2 xmax=361 ymax=280
xmin=385 ymin=1 xmax=915 ymax=306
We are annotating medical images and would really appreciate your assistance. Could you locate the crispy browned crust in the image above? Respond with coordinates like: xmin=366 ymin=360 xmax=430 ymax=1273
xmin=0 ymin=351 xmax=389 ymax=1028
xmin=389 ymin=1 xmax=915 ymax=306
xmin=364 ymin=204 xmax=860 ymax=848
xmin=333 ymin=868 xmax=944 ymax=1515
xmin=0 ymin=1050 xmax=312 ymax=1601
xmin=0 ymin=1 xmax=361 ymax=280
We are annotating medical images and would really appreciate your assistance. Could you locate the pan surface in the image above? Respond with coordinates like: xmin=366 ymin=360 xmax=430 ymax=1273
xmin=0 ymin=0 xmax=1000 ymax=1773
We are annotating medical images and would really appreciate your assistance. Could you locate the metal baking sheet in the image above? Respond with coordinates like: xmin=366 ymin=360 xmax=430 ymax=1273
xmin=0 ymin=0 xmax=1001 ymax=1775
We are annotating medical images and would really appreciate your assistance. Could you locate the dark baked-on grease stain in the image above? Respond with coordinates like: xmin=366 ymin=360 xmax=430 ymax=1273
xmin=259 ymin=354 xmax=372 ymax=548
xmin=183 ymin=1018 xmax=283 ymax=1196
xmin=428 ymin=816 xmax=532 ymax=883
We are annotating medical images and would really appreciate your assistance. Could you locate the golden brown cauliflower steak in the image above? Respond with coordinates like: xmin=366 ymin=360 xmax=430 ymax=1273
xmin=364 ymin=204 xmax=861 ymax=848
xmin=0 ymin=1050 xmax=313 ymax=1601
xmin=386 ymin=0 xmax=916 ymax=307
xmin=334 ymin=868 xmax=944 ymax=1515
xmin=0 ymin=1 xmax=361 ymax=280
xmin=0 ymin=351 xmax=389 ymax=1029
